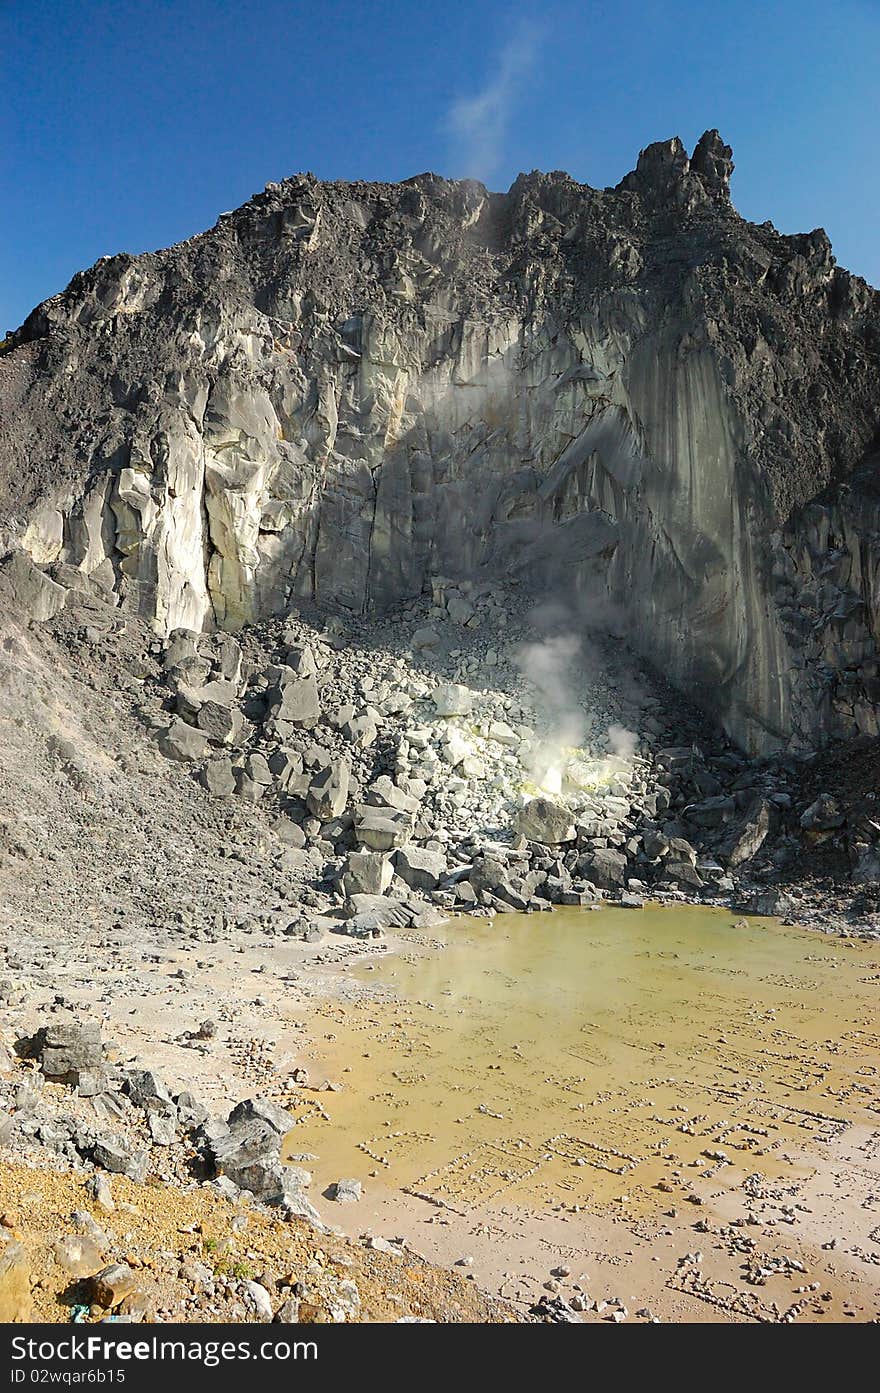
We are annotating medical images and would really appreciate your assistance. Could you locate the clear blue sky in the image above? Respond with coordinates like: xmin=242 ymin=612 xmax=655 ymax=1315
xmin=2 ymin=0 xmax=878 ymax=331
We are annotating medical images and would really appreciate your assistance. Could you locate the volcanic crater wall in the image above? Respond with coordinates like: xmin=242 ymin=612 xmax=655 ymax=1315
xmin=1 ymin=130 xmax=879 ymax=755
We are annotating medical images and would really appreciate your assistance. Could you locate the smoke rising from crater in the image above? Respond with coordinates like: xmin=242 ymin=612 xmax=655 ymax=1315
xmin=514 ymin=632 xmax=586 ymax=751
xmin=607 ymin=721 xmax=639 ymax=759
xmin=445 ymin=25 xmax=542 ymax=183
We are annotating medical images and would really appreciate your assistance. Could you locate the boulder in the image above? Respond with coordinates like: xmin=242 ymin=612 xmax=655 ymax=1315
xmin=196 ymin=701 xmax=241 ymax=744
xmin=34 ymin=1020 xmax=103 ymax=1083
xmin=176 ymin=678 xmax=237 ymax=723
xmin=641 ymin=829 xmax=670 ymax=860
xmin=270 ymin=670 xmax=321 ymax=726
xmin=432 ymin=683 xmax=473 ymax=717
xmin=342 ymin=850 xmax=393 ymax=897
xmin=354 ymin=805 xmax=413 ymax=851
xmin=176 ymin=1091 xmax=209 ymax=1127
xmin=487 ymin=721 xmax=518 ymax=746
xmin=341 ymin=895 xmax=410 ymax=928
xmin=851 ymin=843 xmax=880 ymax=883
xmin=800 ymin=794 xmax=845 ymax=834
xmin=286 ymin=645 xmax=317 ymax=678
xmin=203 ymin=1097 xmax=297 ymax=1201
xmin=235 ymin=751 xmax=273 ymax=801
xmin=341 ymin=711 xmax=378 ymax=747
xmin=330 ymin=1178 xmax=362 ymax=1204
xmin=245 ymin=752 xmax=272 ymax=784
xmin=88 ymin=1264 xmax=137 ymax=1309
xmin=685 ymin=794 xmax=736 ymax=828
xmin=149 ymin=1114 xmax=177 ymax=1146
xmin=242 ymin=1280 xmax=274 ymax=1320
xmin=394 ymin=846 xmax=447 ymax=892
xmin=213 ymin=632 xmax=243 ymax=683
xmin=92 ymin=1137 xmax=149 ymax=1182
xmin=578 ymin=847 xmax=628 ymax=889
xmin=0 ymin=1241 xmax=32 ymax=1322
xmin=364 ymin=776 xmax=419 ymax=814
xmin=666 ymin=836 xmax=698 ymax=865
xmin=268 ymin=748 xmax=304 ymax=789
xmin=1 ymin=552 xmax=67 ymax=622
xmin=741 ymin=889 xmax=793 ymax=917
xmin=53 ymin=1234 xmax=105 ymax=1277
xmin=122 ymin=1068 xmax=174 ymax=1112
xmin=514 ymin=798 xmax=575 ymax=845
xmin=158 ymin=718 xmax=209 ymax=763
xmin=201 ymin=757 xmax=236 ymax=797
xmin=306 ymin=759 xmax=350 ymax=821
xmin=660 ymin=858 xmax=705 ymax=889
xmin=720 ymin=797 xmax=772 ymax=868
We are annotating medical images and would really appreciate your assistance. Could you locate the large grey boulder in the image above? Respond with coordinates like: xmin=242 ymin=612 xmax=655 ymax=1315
xmin=0 ymin=552 xmax=67 ymax=622
xmin=341 ymin=895 xmax=410 ymax=928
xmin=196 ymin=700 xmax=241 ymax=744
xmin=432 ymin=684 xmax=473 ymax=717
xmin=269 ymin=669 xmax=321 ymax=727
xmin=306 ymin=759 xmax=350 ymax=820
xmin=92 ymin=1137 xmax=149 ymax=1182
xmin=158 ymin=719 xmax=209 ymax=763
xmin=341 ymin=711 xmax=378 ymax=747
xmin=354 ymin=806 xmax=413 ymax=851
xmin=364 ymin=776 xmax=419 ymax=815
xmin=394 ymin=846 xmax=447 ymax=892
xmin=578 ymin=847 xmax=628 ymax=890
xmin=514 ymin=798 xmax=575 ymax=845
xmin=201 ymin=757 xmax=236 ymax=797
xmin=268 ymin=748 xmax=305 ymax=790
xmin=202 ymin=1097 xmax=311 ymax=1209
xmin=720 ymin=797 xmax=772 ymax=868
xmin=31 ymin=1020 xmax=103 ymax=1083
xmin=122 ymin=1068 xmax=174 ymax=1113
xmin=285 ymin=645 xmax=317 ymax=678
xmin=342 ymin=850 xmax=393 ymax=897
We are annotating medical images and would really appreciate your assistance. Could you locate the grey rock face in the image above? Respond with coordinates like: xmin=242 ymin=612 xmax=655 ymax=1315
xmin=2 ymin=133 xmax=879 ymax=753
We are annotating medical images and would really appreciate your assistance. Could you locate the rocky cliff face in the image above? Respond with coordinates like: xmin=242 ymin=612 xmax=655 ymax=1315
xmin=1 ymin=130 xmax=878 ymax=753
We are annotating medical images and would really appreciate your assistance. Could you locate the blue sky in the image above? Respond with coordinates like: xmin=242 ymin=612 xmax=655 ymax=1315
xmin=2 ymin=0 xmax=878 ymax=330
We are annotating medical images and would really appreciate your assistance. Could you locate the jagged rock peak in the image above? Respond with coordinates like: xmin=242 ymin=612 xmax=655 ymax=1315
xmin=620 ymin=129 xmax=734 ymax=204
xmin=691 ymin=129 xmax=735 ymax=195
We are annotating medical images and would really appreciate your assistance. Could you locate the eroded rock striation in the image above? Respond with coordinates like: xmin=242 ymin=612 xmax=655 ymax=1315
xmin=1 ymin=131 xmax=878 ymax=753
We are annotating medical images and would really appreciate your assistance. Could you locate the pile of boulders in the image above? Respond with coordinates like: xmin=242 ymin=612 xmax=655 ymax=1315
xmin=137 ymin=604 xmax=838 ymax=924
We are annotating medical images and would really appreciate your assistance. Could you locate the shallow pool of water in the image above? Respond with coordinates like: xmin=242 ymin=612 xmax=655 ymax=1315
xmin=286 ymin=905 xmax=880 ymax=1217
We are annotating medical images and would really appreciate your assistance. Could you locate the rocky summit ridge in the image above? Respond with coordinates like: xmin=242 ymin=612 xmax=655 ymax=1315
xmin=1 ymin=130 xmax=879 ymax=755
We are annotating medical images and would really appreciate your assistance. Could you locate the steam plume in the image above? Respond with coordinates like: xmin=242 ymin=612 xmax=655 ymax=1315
xmin=446 ymin=25 xmax=541 ymax=182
